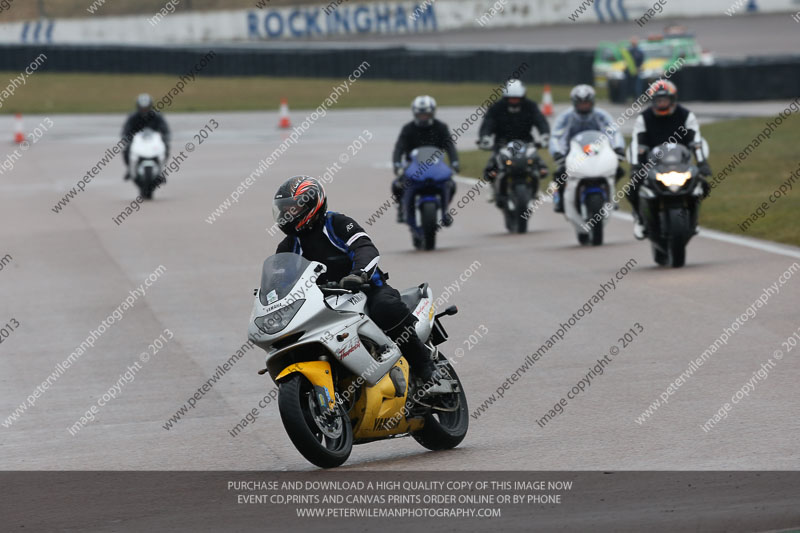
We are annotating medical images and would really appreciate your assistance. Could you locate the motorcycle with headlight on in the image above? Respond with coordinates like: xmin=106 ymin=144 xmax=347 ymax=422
xmin=637 ymin=143 xmax=706 ymax=267
xmin=247 ymin=253 xmax=468 ymax=468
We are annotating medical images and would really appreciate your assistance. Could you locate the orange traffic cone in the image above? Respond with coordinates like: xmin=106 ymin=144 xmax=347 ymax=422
xmin=278 ymin=98 xmax=291 ymax=129
xmin=13 ymin=113 xmax=24 ymax=143
xmin=541 ymin=85 xmax=553 ymax=117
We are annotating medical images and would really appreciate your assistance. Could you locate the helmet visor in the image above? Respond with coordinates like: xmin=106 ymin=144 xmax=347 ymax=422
xmin=273 ymin=196 xmax=305 ymax=228
xmin=653 ymin=95 xmax=672 ymax=111
xmin=575 ymin=100 xmax=593 ymax=113
xmin=506 ymin=97 xmax=522 ymax=106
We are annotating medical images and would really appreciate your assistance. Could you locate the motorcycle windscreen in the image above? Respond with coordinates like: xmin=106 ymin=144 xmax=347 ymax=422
xmin=654 ymin=144 xmax=692 ymax=172
xmin=570 ymin=130 xmax=606 ymax=154
xmin=259 ymin=253 xmax=312 ymax=306
xmin=406 ymin=146 xmax=451 ymax=182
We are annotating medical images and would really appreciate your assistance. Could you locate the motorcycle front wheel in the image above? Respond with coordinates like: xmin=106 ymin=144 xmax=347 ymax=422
xmin=585 ymin=193 xmax=605 ymax=246
xmin=652 ymin=242 xmax=668 ymax=266
xmin=139 ymin=167 xmax=154 ymax=200
xmin=421 ymin=202 xmax=438 ymax=250
xmin=667 ymin=207 xmax=691 ymax=268
xmin=278 ymin=374 xmax=353 ymax=468
xmin=510 ymin=183 xmax=531 ymax=234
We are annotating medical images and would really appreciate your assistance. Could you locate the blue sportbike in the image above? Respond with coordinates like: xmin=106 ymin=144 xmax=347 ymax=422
xmin=399 ymin=146 xmax=455 ymax=251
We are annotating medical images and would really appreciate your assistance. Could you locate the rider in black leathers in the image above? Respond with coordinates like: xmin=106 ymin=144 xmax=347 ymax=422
xmin=392 ymin=95 xmax=459 ymax=223
xmin=627 ymin=80 xmax=710 ymax=239
xmin=477 ymin=79 xmax=550 ymax=204
xmin=273 ymin=176 xmax=439 ymax=382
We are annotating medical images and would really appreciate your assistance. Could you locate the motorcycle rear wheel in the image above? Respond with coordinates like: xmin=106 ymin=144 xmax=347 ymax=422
xmin=412 ymin=359 xmax=469 ymax=451
xmin=278 ymin=374 xmax=353 ymax=468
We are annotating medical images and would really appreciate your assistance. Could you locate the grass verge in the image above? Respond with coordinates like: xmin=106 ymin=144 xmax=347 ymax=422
xmin=0 ymin=72 xmax=586 ymax=115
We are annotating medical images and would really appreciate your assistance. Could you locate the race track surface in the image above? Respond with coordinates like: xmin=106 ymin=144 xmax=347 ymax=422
xmin=1 ymin=105 xmax=798 ymax=479
xmin=319 ymin=13 xmax=799 ymax=58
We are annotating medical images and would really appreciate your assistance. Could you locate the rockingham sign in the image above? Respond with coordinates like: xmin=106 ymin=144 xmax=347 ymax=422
xmin=247 ymin=3 xmax=436 ymax=39
xmin=0 ymin=2 xmax=439 ymax=44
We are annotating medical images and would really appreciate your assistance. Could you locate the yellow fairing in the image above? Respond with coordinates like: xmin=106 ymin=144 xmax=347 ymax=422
xmin=277 ymin=361 xmax=335 ymax=410
xmin=350 ymin=357 xmax=424 ymax=440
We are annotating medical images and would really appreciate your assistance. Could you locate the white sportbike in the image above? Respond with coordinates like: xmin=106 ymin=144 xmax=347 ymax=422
xmin=247 ymin=253 xmax=469 ymax=468
xmin=562 ymin=130 xmax=620 ymax=246
xmin=128 ymin=128 xmax=166 ymax=199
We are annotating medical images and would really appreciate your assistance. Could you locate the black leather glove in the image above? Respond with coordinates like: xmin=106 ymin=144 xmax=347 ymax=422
xmin=698 ymin=161 xmax=712 ymax=177
xmin=699 ymin=176 xmax=711 ymax=199
xmin=553 ymin=152 xmax=565 ymax=166
xmin=478 ymin=136 xmax=493 ymax=150
xmin=629 ymin=164 xmax=645 ymax=185
xmin=451 ymin=160 xmax=460 ymax=174
xmin=614 ymin=147 xmax=626 ymax=160
xmin=340 ymin=272 xmax=368 ymax=291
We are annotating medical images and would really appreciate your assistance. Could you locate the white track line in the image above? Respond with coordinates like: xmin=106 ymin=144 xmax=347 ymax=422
xmin=609 ymin=212 xmax=800 ymax=260
xmin=446 ymin=177 xmax=800 ymax=260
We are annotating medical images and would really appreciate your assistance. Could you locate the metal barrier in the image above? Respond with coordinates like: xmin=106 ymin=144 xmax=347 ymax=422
xmin=1 ymin=43 xmax=798 ymax=100
xmin=0 ymin=43 xmax=594 ymax=84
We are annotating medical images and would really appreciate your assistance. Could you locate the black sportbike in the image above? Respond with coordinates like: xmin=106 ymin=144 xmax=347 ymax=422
xmin=637 ymin=144 xmax=706 ymax=268
xmin=485 ymin=140 xmax=548 ymax=233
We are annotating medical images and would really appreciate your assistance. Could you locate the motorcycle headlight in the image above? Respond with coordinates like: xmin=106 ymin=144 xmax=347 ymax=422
xmin=254 ymin=299 xmax=305 ymax=335
xmin=656 ymin=171 xmax=692 ymax=191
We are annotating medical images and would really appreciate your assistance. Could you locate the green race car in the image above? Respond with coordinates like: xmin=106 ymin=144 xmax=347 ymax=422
xmin=594 ymin=33 xmax=714 ymax=102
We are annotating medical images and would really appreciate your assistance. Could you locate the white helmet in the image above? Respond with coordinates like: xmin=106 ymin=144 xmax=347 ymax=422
xmin=411 ymin=95 xmax=437 ymax=127
xmin=570 ymin=84 xmax=596 ymax=115
xmin=502 ymin=79 xmax=526 ymax=99
xmin=136 ymin=93 xmax=153 ymax=110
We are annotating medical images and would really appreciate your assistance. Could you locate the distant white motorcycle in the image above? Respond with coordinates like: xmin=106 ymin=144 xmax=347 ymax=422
xmin=563 ymin=130 xmax=619 ymax=246
xmin=128 ymin=128 xmax=166 ymax=199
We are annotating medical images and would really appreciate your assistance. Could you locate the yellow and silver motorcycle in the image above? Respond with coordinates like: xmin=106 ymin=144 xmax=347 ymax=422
xmin=247 ymin=253 xmax=468 ymax=468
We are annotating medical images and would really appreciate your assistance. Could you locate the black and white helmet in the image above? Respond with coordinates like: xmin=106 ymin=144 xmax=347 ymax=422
xmin=411 ymin=95 xmax=436 ymax=127
xmin=570 ymin=84 xmax=595 ymax=115
xmin=502 ymin=79 xmax=526 ymax=99
xmin=502 ymin=79 xmax=526 ymax=112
